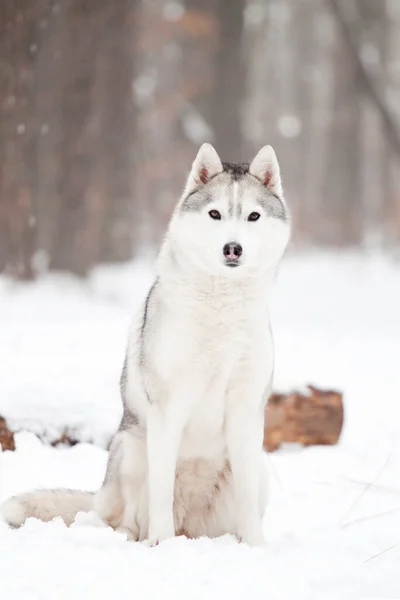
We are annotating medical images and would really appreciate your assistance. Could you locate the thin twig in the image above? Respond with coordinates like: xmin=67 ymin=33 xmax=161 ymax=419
xmin=337 ymin=454 xmax=391 ymax=526
xmin=365 ymin=543 xmax=399 ymax=563
xmin=341 ymin=507 xmax=400 ymax=530
xmin=345 ymin=479 xmax=400 ymax=498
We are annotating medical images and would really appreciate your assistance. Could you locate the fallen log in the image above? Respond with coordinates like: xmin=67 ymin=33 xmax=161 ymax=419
xmin=1 ymin=386 xmax=344 ymax=453
xmin=264 ymin=385 xmax=344 ymax=451
xmin=51 ymin=431 xmax=79 ymax=448
xmin=0 ymin=416 xmax=15 ymax=451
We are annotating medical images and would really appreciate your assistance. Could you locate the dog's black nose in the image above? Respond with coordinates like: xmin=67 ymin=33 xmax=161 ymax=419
xmin=223 ymin=242 xmax=242 ymax=261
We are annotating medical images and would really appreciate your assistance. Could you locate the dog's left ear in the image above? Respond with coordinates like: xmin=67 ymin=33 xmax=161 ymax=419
xmin=249 ymin=145 xmax=283 ymax=197
xmin=184 ymin=143 xmax=223 ymax=194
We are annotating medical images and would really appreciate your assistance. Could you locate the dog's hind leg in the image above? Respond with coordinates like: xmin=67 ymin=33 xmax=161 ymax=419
xmin=94 ymin=434 xmax=124 ymax=529
xmin=114 ymin=433 xmax=146 ymax=541
xmin=195 ymin=456 xmax=268 ymax=542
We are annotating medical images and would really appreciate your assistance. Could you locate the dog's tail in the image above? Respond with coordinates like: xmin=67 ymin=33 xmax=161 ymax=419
xmin=0 ymin=489 xmax=94 ymax=528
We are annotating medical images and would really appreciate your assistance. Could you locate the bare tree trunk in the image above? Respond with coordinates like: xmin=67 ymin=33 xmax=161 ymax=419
xmin=0 ymin=0 xmax=49 ymax=278
xmin=33 ymin=0 xmax=69 ymax=274
xmin=50 ymin=0 xmax=113 ymax=275
xmin=382 ymin=0 xmax=400 ymax=247
xmin=99 ymin=2 xmax=137 ymax=263
xmin=209 ymin=0 xmax=245 ymax=162
xmin=241 ymin=0 xmax=270 ymax=155
xmin=356 ymin=0 xmax=387 ymax=247
xmin=299 ymin=2 xmax=336 ymax=243
xmin=0 ymin=0 xmax=138 ymax=277
xmin=323 ymin=3 xmax=362 ymax=245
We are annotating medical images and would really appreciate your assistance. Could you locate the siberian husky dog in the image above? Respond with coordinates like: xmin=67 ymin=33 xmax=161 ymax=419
xmin=1 ymin=143 xmax=290 ymax=546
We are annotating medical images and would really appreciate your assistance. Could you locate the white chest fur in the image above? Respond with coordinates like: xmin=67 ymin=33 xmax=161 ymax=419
xmin=142 ymin=272 xmax=274 ymax=464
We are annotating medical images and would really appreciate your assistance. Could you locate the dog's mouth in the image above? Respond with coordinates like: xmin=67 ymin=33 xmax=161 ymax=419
xmin=225 ymin=260 xmax=240 ymax=268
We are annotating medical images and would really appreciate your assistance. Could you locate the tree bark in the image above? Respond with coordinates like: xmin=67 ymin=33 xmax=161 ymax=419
xmin=0 ymin=416 xmax=15 ymax=451
xmin=0 ymin=0 xmax=49 ymax=278
xmin=209 ymin=0 xmax=245 ymax=161
xmin=0 ymin=0 xmax=138 ymax=278
xmin=264 ymin=386 xmax=344 ymax=452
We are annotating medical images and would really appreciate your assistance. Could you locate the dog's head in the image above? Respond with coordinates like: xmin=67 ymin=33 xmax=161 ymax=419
xmin=169 ymin=143 xmax=291 ymax=277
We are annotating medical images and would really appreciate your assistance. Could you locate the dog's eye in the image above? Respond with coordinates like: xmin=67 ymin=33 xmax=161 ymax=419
xmin=209 ymin=210 xmax=221 ymax=220
xmin=248 ymin=212 xmax=260 ymax=222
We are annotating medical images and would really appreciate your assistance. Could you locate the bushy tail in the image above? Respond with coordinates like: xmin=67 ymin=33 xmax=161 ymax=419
xmin=0 ymin=489 xmax=94 ymax=528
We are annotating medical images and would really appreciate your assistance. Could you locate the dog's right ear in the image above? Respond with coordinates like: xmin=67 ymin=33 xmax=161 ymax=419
xmin=249 ymin=145 xmax=283 ymax=197
xmin=184 ymin=143 xmax=223 ymax=194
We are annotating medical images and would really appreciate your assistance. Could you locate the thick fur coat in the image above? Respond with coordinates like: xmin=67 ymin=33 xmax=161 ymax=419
xmin=1 ymin=144 xmax=291 ymax=547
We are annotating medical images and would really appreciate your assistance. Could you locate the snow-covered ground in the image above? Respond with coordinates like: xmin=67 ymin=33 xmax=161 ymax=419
xmin=1 ymin=250 xmax=400 ymax=599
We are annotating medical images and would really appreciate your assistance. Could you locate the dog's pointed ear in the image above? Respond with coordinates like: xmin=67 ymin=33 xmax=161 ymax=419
xmin=249 ymin=145 xmax=283 ymax=196
xmin=184 ymin=143 xmax=223 ymax=194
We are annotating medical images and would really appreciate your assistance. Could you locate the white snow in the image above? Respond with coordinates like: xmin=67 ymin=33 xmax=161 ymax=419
xmin=1 ymin=250 xmax=400 ymax=598
xmin=0 ymin=261 xmax=154 ymax=446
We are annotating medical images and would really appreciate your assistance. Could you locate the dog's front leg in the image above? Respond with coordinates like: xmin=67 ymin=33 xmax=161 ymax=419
xmin=226 ymin=396 xmax=266 ymax=547
xmin=146 ymin=401 xmax=186 ymax=545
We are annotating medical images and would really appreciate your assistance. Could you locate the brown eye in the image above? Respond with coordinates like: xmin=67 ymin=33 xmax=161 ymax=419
xmin=248 ymin=212 xmax=260 ymax=222
xmin=209 ymin=210 xmax=221 ymax=220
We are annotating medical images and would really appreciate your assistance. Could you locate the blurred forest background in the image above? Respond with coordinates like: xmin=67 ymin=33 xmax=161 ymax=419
xmin=1 ymin=0 xmax=400 ymax=279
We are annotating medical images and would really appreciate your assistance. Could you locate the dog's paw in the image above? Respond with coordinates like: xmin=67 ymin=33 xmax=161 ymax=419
xmin=115 ymin=525 xmax=139 ymax=542
xmin=143 ymin=533 xmax=173 ymax=547
xmin=238 ymin=521 xmax=266 ymax=547
xmin=145 ymin=519 xmax=175 ymax=546
xmin=142 ymin=537 xmax=160 ymax=548
xmin=241 ymin=531 xmax=266 ymax=547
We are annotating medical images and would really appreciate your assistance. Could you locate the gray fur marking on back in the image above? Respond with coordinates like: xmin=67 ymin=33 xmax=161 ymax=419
xmin=140 ymin=279 xmax=157 ymax=365
xmin=119 ymin=356 xmax=141 ymax=429
xmin=103 ymin=436 xmax=123 ymax=483
xmin=120 ymin=408 xmax=140 ymax=430
xmin=117 ymin=280 xmax=158 ymax=428
xmin=119 ymin=355 xmax=128 ymax=399
xmin=139 ymin=279 xmax=158 ymax=404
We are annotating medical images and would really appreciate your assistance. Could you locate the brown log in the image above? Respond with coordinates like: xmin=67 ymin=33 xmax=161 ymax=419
xmin=264 ymin=385 xmax=344 ymax=452
xmin=1 ymin=386 xmax=343 ymax=453
xmin=0 ymin=416 xmax=15 ymax=451
xmin=51 ymin=431 xmax=79 ymax=448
